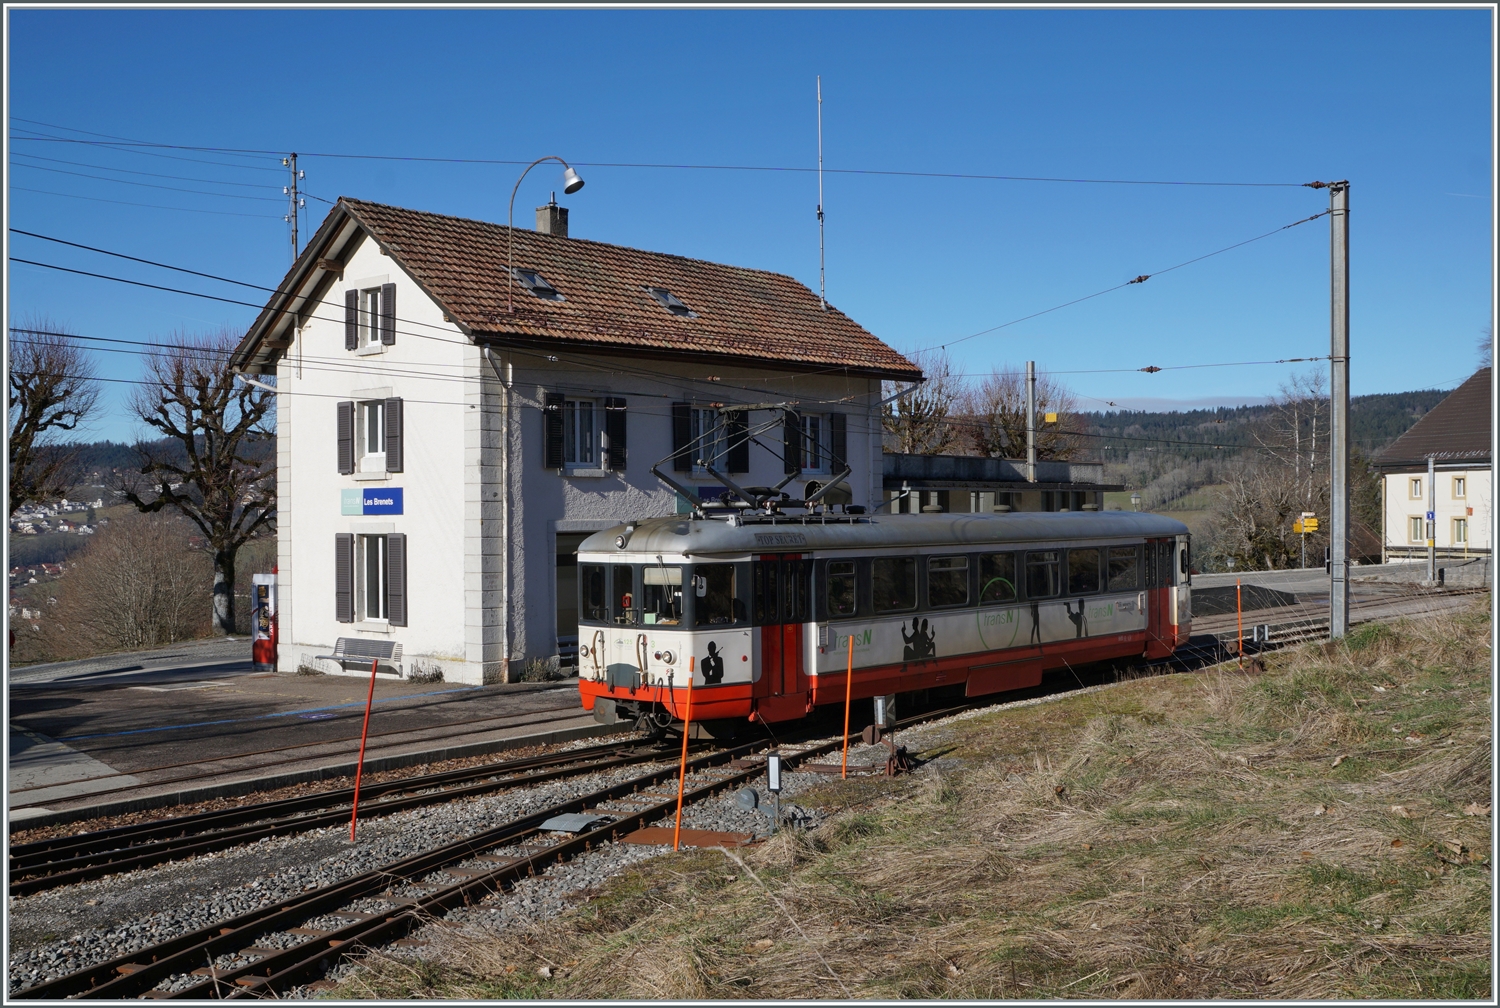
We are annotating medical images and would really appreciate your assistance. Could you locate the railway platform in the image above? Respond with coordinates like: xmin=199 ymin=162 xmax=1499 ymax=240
xmin=8 ymin=642 xmax=611 ymax=829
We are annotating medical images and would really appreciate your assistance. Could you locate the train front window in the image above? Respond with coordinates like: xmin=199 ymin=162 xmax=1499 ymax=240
xmin=1026 ymin=551 xmax=1061 ymax=599
xmin=979 ymin=552 xmax=1017 ymax=604
xmin=1108 ymin=547 xmax=1139 ymax=590
xmin=1067 ymin=548 xmax=1101 ymax=595
xmin=581 ymin=564 xmax=607 ymax=622
xmin=928 ymin=555 xmax=969 ymax=607
xmin=826 ymin=560 xmax=857 ymax=617
xmin=693 ymin=564 xmax=740 ymax=626
xmin=873 ymin=557 xmax=917 ymax=613
xmin=642 ymin=565 xmax=683 ymax=624
xmin=612 ymin=565 xmax=636 ymax=624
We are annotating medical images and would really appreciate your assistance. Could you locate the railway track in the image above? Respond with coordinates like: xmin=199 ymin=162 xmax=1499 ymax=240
xmin=8 ymin=701 xmax=594 ymax=812
xmin=11 ymin=707 xmax=961 ymax=1000
xmin=8 ymin=737 xmax=681 ymax=899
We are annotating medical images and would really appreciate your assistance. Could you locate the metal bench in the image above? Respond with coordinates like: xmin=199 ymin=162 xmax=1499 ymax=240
xmin=316 ymin=637 xmax=403 ymax=676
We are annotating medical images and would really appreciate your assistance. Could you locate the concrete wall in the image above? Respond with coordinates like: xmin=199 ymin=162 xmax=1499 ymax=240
xmin=274 ymin=230 xmax=885 ymax=684
xmin=1382 ymin=466 xmax=1492 ymax=559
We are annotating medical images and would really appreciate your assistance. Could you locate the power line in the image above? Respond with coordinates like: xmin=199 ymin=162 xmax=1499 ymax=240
xmin=912 ymin=210 xmax=1331 ymax=355
xmin=10 ymin=151 xmax=282 ymax=189
xmin=9 ymin=186 xmax=282 ymax=219
xmin=11 ymin=120 xmax=283 ymax=170
xmin=9 ymin=119 xmax=1313 ymax=189
xmin=9 ymin=160 xmax=285 ymax=202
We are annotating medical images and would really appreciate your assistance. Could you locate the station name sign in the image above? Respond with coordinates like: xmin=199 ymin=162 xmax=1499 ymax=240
xmin=342 ymin=488 xmax=404 ymax=515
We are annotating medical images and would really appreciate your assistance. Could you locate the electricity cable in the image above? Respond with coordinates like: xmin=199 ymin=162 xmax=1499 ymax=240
xmin=912 ymin=211 xmax=1330 ymax=355
xmin=9 ymin=187 xmax=283 ymax=219
xmin=10 ymin=151 xmax=284 ymax=188
xmin=9 ymin=161 xmax=286 ymax=201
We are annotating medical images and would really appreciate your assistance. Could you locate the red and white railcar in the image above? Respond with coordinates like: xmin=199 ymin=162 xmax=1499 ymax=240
xmin=576 ymin=511 xmax=1191 ymax=733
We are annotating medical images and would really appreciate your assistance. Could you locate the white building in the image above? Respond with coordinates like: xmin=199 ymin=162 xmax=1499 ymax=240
xmin=231 ymin=197 xmax=921 ymax=685
xmin=1374 ymin=367 xmax=1491 ymax=562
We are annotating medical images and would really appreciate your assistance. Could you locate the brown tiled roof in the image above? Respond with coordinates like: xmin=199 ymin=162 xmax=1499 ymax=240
xmin=1374 ymin=367 xmax=1491 ymax=469
xmin=330 ymin=198 xmax=920 ymax=379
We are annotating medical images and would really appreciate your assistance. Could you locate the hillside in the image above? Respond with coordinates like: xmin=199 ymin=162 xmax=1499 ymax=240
xmin=1080 ymin=387 xmax=1452 ymax=460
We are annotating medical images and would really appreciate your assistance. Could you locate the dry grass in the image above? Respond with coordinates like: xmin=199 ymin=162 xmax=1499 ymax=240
xmin=331 ymin=604 xmax=1493 ymax=1001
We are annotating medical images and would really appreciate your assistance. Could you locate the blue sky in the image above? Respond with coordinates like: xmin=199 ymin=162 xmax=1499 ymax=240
xmin=6 ymin=7 xmax=1493 ymax=444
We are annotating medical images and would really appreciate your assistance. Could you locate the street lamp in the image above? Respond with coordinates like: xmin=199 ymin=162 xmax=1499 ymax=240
xmin=508 ymin=156 xmax=586 ymax=314
xmin=1130 ymin=492 xmax=1142 ymax=511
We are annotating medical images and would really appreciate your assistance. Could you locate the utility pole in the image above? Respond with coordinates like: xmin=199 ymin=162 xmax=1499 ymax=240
xmin=1328 ymin=180 xmax=1351 ymax=639
xmin=1426 ymin=455 xmax=1437 ymax=582
xmin=1025 ymin=360 xmax=1037 ymax=484
xmin=282 ymin=153 xmax=305 ymax=262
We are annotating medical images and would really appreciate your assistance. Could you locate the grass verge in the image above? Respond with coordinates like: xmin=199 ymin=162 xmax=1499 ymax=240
xmin=330 ymin=604 xmax=1492 ymax=1000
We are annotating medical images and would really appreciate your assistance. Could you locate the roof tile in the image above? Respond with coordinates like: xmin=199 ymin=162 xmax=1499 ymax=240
xmin=338 ymin=198 xmax=921 ymax=378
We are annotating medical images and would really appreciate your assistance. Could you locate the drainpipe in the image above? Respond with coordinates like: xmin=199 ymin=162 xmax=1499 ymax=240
xmin=483 ymin=347 xmax=513 ymax=683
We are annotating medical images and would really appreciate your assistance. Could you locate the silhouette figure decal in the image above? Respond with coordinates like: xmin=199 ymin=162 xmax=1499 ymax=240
xmin=701 ymin=641 xmax=725 ymax=685
xmin=901 ymin=618 xmax=937 ymax=662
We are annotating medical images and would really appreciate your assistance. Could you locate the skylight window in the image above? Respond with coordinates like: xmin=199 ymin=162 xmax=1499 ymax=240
xmin=644 ymin=286 xmax=697 ymax=318
xmin=511 ymin=268 xmax=565 ymax=302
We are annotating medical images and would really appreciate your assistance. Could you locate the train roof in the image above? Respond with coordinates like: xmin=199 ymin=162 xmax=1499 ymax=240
xmin=578 ymin=510 xmax=1191 ymax=558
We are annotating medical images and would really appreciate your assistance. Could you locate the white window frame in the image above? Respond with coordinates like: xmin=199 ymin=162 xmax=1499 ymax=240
xmin=1453 ymin=517 xmax=1469 ymax=545
xmin=1409 ymin=477 xmax=1423 ymax=499
xmin=356 ymin=534 xmax=389 ymax=622
xmin=690 ymin=406 xmax=725 ymax=474
xmin=357 ymin=400 xmax=386 ymax=473
xmin=358 ymin=287 xmax=383 ymax=347
xmin=1453 ymin=476 xmax=1466 ymax=499
xmin=1408 ymin=516 xmax=1425 ymax=543
xmin=563 ymin=399 xmax=599 ymax=468
xmin=800 ymin=413 xmax=828 ymax=473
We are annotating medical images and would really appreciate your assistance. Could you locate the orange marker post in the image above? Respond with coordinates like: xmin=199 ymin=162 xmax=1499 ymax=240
xmin=349 ymin=656 xmax=379 ymax=842
xmin=672 ymin=656 xmax=695 ymax=851
xmin=841 ymin=630 xmax=855 ymax=779
xmin=1235 ymin=579 xmax=1244 ymax=670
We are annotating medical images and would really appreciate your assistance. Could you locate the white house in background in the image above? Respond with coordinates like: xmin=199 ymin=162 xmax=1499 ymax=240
xmin=1374 ymin=367 xmax=1491 ymax=563
xmin=231 ymin=197 xmax=922 ymax=685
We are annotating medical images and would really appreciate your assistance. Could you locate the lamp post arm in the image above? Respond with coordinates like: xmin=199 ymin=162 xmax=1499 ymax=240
xmin=507 ymin=155 xmax=572 ymax=315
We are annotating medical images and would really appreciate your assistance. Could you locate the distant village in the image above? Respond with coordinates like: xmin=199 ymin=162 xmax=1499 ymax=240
xmin=9 ymin=496 xmax=106 ymax=537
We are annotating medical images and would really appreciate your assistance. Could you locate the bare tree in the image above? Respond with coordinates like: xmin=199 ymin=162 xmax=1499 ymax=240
xmin=882 ymin=349 xmax=961 ymax=455
xmin=123 ymin=330 xmax=275 ymax=636
xmin=1480 ymin=326 xmax=1493 ymax=369
xmin=1256 ymin=371 xmax=1328 ymax=511
xmin=1207 ymin=458 xmax=1327 ymax=571
xmin=960 ymin=366 xmax=1084 ymax=460
xmin=8 ymin=320 xmax=99 ymax=515
xmin=46 ymin=515 xmax=210 ymax=653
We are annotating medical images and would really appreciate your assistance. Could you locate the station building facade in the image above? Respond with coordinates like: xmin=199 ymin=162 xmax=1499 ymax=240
xmin=1374 ymin=367 xmax=1492 ymax=563
xmin=231 ymin=197 xmax=922 ymax=684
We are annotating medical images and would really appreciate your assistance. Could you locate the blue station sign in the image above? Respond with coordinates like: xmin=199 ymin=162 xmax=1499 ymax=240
xmin=342 ymin=487 xmax=404 ymax=515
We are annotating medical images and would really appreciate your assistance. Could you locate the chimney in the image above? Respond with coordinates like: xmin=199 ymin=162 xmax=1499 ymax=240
xmin=536 ymin=192 xmax=568 ymax=237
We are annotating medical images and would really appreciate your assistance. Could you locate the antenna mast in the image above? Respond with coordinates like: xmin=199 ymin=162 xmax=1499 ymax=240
xmin=817 ymin=76 xmax=826 ymax=311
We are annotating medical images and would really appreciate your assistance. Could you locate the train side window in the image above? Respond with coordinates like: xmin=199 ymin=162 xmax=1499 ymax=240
xmin=873 ymin=557 xmax=918 ymax=613
xmin=694 ymin=563 xmax=739 ymax=626
xmin=786 ymin=559 xmax=811 ymax=624
xmin=928 ymin=554 xmax=970 ymax=607
xmin=581 ymin=564 xmax=607 ymax=622
xmin=1107 ymin=546 xmax=1139 ymax=591
xmin=978 ymin=552 xmax=1017 ymax=604
xmin=642 ymin=565 xmax=683 ymax=625
xmin=1067 ymin=548 xmax=1101 ymax=595
xmin=1025 ymin=550 xmax=1061 ymax=599
xmin=826 ymin=560 xmax=858 ymax=617
xmin=612 ymin=565 xmax=636 ymax=624
xmin=752 ymin=560 xmax=779 ymax=624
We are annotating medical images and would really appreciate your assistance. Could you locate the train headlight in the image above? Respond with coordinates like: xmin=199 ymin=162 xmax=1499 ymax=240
xmin=660 ymin=649 xmax=676 ymax=665
xmin=615 ymin=535 xmax=627 ymax=549
xmin=579 ymin=645 xmax=590 ymax=657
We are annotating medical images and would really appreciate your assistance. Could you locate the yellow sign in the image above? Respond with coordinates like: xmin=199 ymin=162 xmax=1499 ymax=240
xmin=1043 ymin=412 xmax=1058 ymax=423
xmin=1293 ymin=518 xmax=1319 ymax=533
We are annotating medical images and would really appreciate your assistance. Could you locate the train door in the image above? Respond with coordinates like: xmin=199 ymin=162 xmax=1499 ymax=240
xmin=1143 ymin=538 xmax=1175 ymax=659
xmin=752 ymin=554 xmax=811 ymax=722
